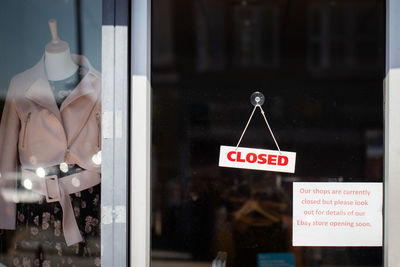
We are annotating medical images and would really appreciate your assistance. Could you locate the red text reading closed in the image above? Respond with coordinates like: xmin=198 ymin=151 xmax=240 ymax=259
xmin=218 ymin=146 xmax=296 ymax=173
xmin=226 ymin=151 xmax=288 ymax=166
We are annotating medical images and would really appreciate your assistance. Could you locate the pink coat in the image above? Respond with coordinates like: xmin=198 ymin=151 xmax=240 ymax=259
xmin=0 ymin=55 xmax=101 ymax=245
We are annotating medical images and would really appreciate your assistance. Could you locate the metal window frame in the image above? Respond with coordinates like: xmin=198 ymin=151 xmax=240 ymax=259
xmin=130 ymin=0 xmax=151 ymax=266
xmin=384 ymin=0 xmax=400 ymax=266
xmin=101 ymin=0 xmax=129 ymax=266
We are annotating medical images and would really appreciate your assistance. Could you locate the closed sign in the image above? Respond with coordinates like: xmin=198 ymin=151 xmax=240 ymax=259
xmin=219 ymin=145 xmax=296 ymax=173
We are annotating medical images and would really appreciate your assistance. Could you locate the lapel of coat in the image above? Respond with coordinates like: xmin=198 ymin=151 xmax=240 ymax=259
xmin=25 ymin=61 xmax=63 ymax=123
xmin=60 ymin=71 xmax=100 ymax=144
xmin=25 ymin=55 xmax=101 ymax=145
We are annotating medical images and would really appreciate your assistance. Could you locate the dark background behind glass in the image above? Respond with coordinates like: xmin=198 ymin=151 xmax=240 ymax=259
xmin=151 ymin=0 xmax=385 ymax=266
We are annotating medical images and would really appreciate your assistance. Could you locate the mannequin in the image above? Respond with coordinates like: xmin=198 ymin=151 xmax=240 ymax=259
xmin=44 ymin=19 xmax=87 ymax=108
xmin=0 ymin=18 xmax=101 ymax=266
xmin=44 ymin=19 xmax=78 ymax=81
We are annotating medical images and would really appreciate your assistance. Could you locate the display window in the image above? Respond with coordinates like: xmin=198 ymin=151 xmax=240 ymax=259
xmin=0 ymin=1 xmax=102 ymax=266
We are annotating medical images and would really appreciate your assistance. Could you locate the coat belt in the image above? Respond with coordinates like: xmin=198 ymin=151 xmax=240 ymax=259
xmin=21 ymin=169 xmax=101 ymax=246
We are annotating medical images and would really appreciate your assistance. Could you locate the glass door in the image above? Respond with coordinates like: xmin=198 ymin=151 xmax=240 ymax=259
xmin=151 ymin=0 xmax=385 ymax=266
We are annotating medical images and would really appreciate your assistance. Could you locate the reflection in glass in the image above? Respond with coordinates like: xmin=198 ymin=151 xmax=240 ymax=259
xmin=23 ymin=179 xmax=33 ymax=190
xmin=36 ymin=167 xmax=46 ymax=178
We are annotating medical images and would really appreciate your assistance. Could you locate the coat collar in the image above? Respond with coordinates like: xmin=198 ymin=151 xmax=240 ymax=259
xmin=25 ymin=55 xmax=100 ymax=123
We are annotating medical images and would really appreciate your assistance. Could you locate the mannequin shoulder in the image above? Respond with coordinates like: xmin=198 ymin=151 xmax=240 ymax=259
xmin=8 ymin=66 xmax=41 ymax=94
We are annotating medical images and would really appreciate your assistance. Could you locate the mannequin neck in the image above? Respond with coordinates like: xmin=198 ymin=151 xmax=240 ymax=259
xmin=44 ymin=48 xmax=78 ymax=81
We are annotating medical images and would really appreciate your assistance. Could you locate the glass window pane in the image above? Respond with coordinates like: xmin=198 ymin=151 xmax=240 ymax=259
xmin=151 ymin=0 xmax=385 ymax=266
xmin=0 ymin=1 xmax=102 ymax=266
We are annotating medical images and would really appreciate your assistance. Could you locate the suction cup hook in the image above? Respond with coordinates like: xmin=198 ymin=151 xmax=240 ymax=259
xmin=250 ymin=91 xmax=265 ymax=106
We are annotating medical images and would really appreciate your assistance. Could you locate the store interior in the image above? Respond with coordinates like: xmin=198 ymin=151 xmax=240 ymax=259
xmin=151 ymin=0 xmax=385 ymax=266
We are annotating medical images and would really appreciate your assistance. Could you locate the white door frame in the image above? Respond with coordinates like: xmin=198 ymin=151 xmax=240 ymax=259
xmin=130 ymin=0 xmax=151 ymax=266
xmin=384 ymin=0 xmax=400 ymax=266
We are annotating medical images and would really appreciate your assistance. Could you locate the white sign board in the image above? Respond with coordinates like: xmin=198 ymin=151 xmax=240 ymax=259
xmin=293 ymin=182 xmax=383 ymax=247
xmin=219 ymin=146 xmax=296 ymax=173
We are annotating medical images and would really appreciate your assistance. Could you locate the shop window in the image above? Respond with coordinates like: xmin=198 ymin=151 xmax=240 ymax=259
xmin=0 ymin=1 xmax=102 ymax=266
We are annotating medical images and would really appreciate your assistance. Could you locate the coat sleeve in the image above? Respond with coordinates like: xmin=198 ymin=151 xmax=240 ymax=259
xmin=0 ymin=78 xmax=21 ymax=229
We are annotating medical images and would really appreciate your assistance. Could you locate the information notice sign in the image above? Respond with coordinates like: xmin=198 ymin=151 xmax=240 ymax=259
xmin=293 ymin=182 xmax=382 ymax=247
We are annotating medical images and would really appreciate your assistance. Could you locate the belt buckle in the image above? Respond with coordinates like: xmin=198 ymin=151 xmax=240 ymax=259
xmin=44 ymin=175 xmax=61 ymax=203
